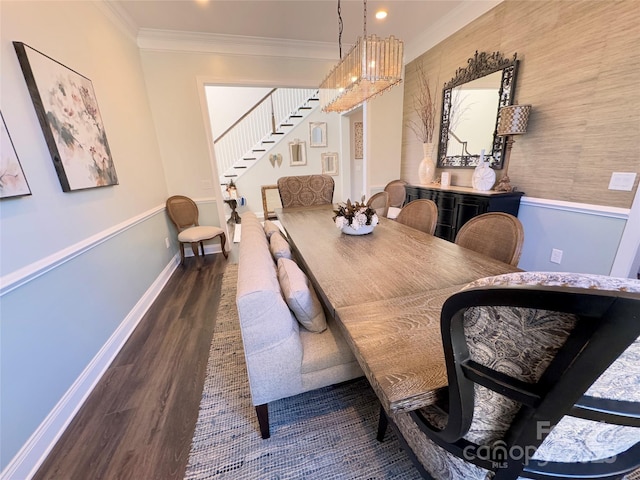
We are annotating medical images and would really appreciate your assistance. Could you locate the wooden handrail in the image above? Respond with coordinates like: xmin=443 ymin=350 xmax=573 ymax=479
xmin=214 ymin=88 xmax=277 ymax=144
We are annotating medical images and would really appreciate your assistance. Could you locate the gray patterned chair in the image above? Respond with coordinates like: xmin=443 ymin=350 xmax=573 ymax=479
xmin=387 ymin=272 xmax=640 ymax=480
xmin=277 ymin=174 xmax=334 ymax=208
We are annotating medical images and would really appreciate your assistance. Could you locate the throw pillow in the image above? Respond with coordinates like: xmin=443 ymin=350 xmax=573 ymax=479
xmin=270 ymin=231 xmax=292 ymax=261
xmin=263 ymin=220 xmax=280 ymax=239
xmin=277 ymin=257 xmax=327 ymax=333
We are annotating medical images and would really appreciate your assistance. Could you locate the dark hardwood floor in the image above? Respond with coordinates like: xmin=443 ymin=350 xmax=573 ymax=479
xmin=33 ymin=247 xmax=235 ymax=480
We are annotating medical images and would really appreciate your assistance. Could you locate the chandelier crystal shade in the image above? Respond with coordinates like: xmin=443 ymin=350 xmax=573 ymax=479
xmin=320 ymin=34 xmax=404 ymax=113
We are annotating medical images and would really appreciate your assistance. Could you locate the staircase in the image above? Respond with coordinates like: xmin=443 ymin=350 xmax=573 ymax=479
xmin=215 ymin=88 xmax=320 ymax=185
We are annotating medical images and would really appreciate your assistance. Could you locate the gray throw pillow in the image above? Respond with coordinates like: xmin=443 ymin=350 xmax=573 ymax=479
xmin=263 ymin=220 xmax=281 ymax=239
xmin=277 ymin=257 xmax=327 ymax=333
xmin=269 ymin=231 xmax=292 ymax=261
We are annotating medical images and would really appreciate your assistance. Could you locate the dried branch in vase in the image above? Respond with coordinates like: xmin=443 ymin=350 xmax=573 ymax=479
xmin=407 ymin=63 xmax=437 ymax=144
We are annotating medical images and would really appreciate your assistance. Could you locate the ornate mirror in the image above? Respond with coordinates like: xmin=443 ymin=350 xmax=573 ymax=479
xmin=437 ymin=51 xmax=519 ymax=169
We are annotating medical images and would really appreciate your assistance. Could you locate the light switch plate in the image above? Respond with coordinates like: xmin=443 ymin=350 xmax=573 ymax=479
xmin=608 ymin=172 xmax=637 ymax=191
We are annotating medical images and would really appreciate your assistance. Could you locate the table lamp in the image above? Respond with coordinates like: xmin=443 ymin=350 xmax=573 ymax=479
xmin=495 ymin=104 xmax=531 ymax=192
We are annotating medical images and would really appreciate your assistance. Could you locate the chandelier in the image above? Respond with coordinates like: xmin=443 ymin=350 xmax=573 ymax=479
xmin=319 ymin=0 xmax=404 ymax=113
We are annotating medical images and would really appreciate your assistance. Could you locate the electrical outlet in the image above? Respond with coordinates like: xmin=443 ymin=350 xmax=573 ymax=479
xmin=165 ymin=237 xmax=170 ymax=249
xmin=201 ymin=179 xmax=213 ymax=190
xmin=608 ymin=172 xmax=636 ymax=191
xmin=550 ymin=248 xmax=563 ymax=264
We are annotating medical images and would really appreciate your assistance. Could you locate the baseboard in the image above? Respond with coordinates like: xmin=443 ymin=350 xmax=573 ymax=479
xmin=0 ymin=253 xmax=180 ymax=480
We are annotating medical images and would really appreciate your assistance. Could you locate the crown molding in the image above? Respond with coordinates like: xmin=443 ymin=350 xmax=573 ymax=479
xmin=94 ymin=0 xmax=139 ymax=42
xmin=136 ymin=29 xmax=343 ymax=60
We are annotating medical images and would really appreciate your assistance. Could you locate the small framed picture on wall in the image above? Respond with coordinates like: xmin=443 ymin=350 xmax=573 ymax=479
xmin=309 ymin=122 xmax=327 ymax=147
xmin=289 ymin=139 xmax=307 ymax=166
xmin=321 ymin=152 xmax=339 ymax=176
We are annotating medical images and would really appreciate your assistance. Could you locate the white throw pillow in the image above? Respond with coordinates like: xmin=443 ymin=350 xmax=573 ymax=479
xmin=263 ymin=220 xmax=280 ymax=239
xmin=277 ymin=257 xmax=327 ymax=333
xmin=269 ymin=231 xmax=292 ymax=260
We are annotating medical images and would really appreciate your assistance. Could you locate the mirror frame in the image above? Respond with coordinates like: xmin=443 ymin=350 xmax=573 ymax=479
xmin=437 ymin=51 xmax=519 ymax=169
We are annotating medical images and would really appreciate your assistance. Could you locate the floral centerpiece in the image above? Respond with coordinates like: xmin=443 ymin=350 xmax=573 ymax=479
xmin=333 ymin=199 xmax=379 ymax=235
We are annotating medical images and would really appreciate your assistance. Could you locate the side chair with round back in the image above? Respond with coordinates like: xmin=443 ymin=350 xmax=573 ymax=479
xmin=454 ymin=212 xmax=524 ymax=267
xmin=166 ymin=195 xmax=228 ymax=267
xmin=367 ymin=191 xmax=390 ymax=218
xmin=384 ymin=179 xmax=408 ymax=220
xmin=396 ymin=199 xmax=438 ymax=235
xmin=277 ymin=174 xmax=335 ymax=208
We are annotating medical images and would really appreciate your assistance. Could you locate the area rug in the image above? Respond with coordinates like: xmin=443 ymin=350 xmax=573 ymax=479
xmin=184 ymin=263 xmax=421 ymax=480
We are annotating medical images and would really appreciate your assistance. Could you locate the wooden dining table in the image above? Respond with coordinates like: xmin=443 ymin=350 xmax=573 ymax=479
xmin=276 ymin=204 xmax=519 ymax=415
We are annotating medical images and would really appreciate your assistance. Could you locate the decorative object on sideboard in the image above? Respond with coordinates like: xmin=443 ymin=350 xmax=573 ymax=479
xmin=437 ymin=51 xmax=519 ymax=169
xmin=407 ymin=62 xmax=438 ymax=185
xmin=440 ymin=172 xmax=451 ymax=188
xmin=494 ymin=104 xmax=531 ymax=192
xmin=333 ymin=198 xmax=379 ymax=235
xmin=13 ymin=42 xmax=118 ymax=192
xmin=319 ymin=0 xmax=404 ymax=113
xmin=418 ymin=142 xmax=436 ymax=184
xmin=0 ymin=111 xmax=31 ymax=199
xmin=471 ymin=149 xmax=496 ymax=191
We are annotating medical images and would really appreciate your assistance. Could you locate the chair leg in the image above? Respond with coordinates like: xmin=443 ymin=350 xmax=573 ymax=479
xmin=377 ymin=404 xmax=388 ymax=442
xmin=200 ymin=241 xmax=205 ymax=257
xmin=220 ymin=232 xmax=228 ymax=258
xmin=255 ymin=404 xmax=270 ymax=439
xmin=191 ymin=242 xmax=203 ymax=268
xmin=179 ymin=243 xmax=185 ymax=266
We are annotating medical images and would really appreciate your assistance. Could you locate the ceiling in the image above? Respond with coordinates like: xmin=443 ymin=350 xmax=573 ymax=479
xmin=107 ymin=0 xmax=471 ymax=50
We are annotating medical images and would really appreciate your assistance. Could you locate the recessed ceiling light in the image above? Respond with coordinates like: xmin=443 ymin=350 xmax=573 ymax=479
xmin=375 ymin=10 xmax=388 ymax=20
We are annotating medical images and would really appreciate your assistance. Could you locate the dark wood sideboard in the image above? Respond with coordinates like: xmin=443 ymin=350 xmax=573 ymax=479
xmin=405 ymin=185 xmax=524 ymax=242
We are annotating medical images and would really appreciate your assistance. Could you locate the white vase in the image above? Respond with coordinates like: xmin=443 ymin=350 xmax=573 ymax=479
xmin=418 ymin=143 xmax=436 ymax=184
xmin=471 ymin=160 xmax=496 ymax=191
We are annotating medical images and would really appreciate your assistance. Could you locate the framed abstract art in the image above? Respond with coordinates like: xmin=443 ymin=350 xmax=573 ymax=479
xmin=0 ymin=111 xmax=31 ymax=199
xmin=13 ymin=42 xmax=118 ymax=192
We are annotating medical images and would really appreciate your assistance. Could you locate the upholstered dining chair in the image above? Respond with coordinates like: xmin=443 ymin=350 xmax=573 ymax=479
xmin=454 ymin=212 xmax=524 ymax=267
xmin=166 ymin=195 xmax=228 ymax=266
xmin=396 ymin=199 xmax=438 ymax=235
xmin=384 ymin=179 xmax=408 ymax=220
xmin=367 ymin=191 xmax=390 ymax=218
xmin=277 ymin=174 xmax=334 ymax=208
xmin=384 ymin=272 xmax=640 ymax=480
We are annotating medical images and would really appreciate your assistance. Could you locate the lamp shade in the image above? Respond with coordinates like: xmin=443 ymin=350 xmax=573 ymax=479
xmin=497 ymin=104 xmax=531 ymax=135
